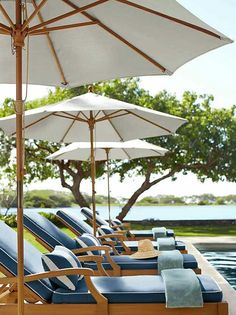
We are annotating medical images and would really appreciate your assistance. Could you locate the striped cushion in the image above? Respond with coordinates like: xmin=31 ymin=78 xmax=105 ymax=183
xmin=97 ymin=225 xmax=117 ymax=241
xmin=42 ymin=246 xmax=83 ymax=291
xmin=75 ymin=233 xmax=101 ymax=256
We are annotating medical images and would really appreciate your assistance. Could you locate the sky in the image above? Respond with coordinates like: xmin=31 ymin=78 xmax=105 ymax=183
xmin=0 ymin=0 xmax=236 ymax=198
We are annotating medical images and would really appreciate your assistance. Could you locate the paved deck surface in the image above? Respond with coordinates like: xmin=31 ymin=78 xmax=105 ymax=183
xmin=178 ymin=236 xmax=236 ymax=315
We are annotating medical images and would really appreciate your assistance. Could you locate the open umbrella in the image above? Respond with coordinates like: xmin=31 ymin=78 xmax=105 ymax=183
xmin=0 ymin=91 xmax=185 ymax=235
xmin=0 ymin=1 xmax=232 ymax=314
xmin=46 ymin=139 xmax=169 ymax=222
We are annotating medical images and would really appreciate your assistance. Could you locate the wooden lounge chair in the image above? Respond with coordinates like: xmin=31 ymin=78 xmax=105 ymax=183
xmin=23 ymin=212 xmax=201 ymax=276
xmin=56 ymin=210 xmax=187 ymax=254
xmin=80 ymin=207 xmax=175 ymax=240
xmin=0 ymin=221 xmax=228 ymax=315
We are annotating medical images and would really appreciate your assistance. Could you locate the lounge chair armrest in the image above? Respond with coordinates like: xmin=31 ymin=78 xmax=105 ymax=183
xmin=101 ymin=241 xmax=120 ymax=255
xmin=73 ymin=245 xmax=111 ymax=255
xmin=97 ymin=233 xmax=125 ymax=240
xmin=0 ymin=268 xmax=94 ymax=285
xmin=97 ymin=234 xmax=131 ymax=254
xmin=79 ymin=256 xmax=109 ymax=276
xmin=123 ymin=222 xmax=131 ymax=229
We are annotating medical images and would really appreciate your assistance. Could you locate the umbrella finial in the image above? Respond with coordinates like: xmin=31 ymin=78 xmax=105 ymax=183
xmin=88 ymin=85 xmax=94 ymax=93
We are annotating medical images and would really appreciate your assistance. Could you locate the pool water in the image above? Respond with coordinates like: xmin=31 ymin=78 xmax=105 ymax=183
xmin=202 ymin=251 xmax=236 ymax=290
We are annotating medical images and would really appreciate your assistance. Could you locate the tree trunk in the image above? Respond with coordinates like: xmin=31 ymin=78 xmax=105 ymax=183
xmin=58 ymin=162 xmax=90 ymax=208
xmin=117 ymin=169 xmax=177 ymax=221
xmin=71 ymin=185 xmax=90 ymax=208
xmin=117 ymin=176 xmax=152 ymax=221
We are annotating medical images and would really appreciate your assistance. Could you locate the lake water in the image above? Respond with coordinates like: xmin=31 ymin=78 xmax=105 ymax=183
xmin=1 ymin=205 xmax=236 ymax=221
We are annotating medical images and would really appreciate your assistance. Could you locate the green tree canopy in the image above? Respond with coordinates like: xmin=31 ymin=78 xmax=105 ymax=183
xmin=0 ymin=79 xmax=235 ymax=219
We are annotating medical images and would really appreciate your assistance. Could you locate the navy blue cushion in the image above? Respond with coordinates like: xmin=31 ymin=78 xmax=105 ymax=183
xmin=84 ymin=253 xmax=197 ymax=271
xmin=0 ymin=220 xmax=53 ymax=302
xmin=75 ymin=233 xmax=101 ymax=256
xmin=52 ymin=275 xmax=222 ymax=304
xmin=80 ymin=208 xmax=108 ymax=226
xmin=42 ymin=246 xmax=83 ymax=291
xmin=56 ymin=211 xmax=93 ymax=235
xmin=24 ymin=212 xmax=77 ymax=250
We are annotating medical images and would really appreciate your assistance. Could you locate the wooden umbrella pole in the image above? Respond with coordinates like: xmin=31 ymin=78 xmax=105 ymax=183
xmin=89 ymin=112 xmax=97 ymax=235
xmin=15 ymin=1 xmax=25 ymax=314
xmin=105 ymin=148 xmax=111 ymax=225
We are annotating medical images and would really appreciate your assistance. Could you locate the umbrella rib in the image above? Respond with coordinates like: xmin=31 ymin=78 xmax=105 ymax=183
xmin=31 ymin=0 xmax=68 ymax=85
xmin=10 ymin=112 xmax=54 ymax=136
xmin=94 ymin=110 xmax=102 ymax=119
xmin=61 ymin=0 xmax=168 ymax=73
xmin=116 ymin=0 xmax=223 ymax=40
xmin=0 ymin=3 xmax=14 ymax=29
xmin=28 ymin=0 xmax=108 ymax=33
xmin=60 ymin=112 xmax=81 ymax=143
xmin=0 ymin=29 xmax=9 ymax=35
xmin=29 ymin=21 xmax=97 ymax=35
xmin=96 ymin=111 xmax=130 ymax=123
xmin=53 ymin=112 xmax=87 ymax=123
xmin=100 ymin=110 xmax=125 ymax=142
xmin=22 ymin=0 xmax=48 ymax=31
xmin=0 ymin=22 xmax=11 ymax=33
xmin=125 ymin=109 xmax=172 ymax=134
xmin=121 ymin=147 xmax=132 ymax=160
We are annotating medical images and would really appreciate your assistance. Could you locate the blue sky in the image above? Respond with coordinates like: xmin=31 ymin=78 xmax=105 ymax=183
xmin=0 ymin=0 xmax=236 ymax=197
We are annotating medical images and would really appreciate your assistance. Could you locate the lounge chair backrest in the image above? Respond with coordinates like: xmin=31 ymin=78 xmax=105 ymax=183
xmin=24 ymin=212 xmax=77 ymax=250
xmin=0 ymin=220 xmax=54 ymax=301
xmin=56 ymin=210 xmax=93 ymax=235
xmin=80 ymin=207 xmax=108 ymax=227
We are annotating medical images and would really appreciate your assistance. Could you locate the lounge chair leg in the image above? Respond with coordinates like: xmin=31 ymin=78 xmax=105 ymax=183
xmin=217 ymin=301 xmax=228 ymax=315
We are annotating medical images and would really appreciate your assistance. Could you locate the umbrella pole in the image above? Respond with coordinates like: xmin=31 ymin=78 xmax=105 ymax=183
xmin=15 ymin=1 xmax=25 ymax=315
xmin=105 ymin=148 xmax=112 ymax=225
xmin=89 ymin=112 xmax=97 ymax=235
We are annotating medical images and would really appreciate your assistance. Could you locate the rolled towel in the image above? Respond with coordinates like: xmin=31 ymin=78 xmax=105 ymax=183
xmin=152 ymin=227 xmax=167 ymax=238
xmin=161 ymin=268 xmax=203 ymax=308
xmin=157 ymin=237 xmax=176 ymax=251
xmin=158 ymin=250 xmax=183 ymax=273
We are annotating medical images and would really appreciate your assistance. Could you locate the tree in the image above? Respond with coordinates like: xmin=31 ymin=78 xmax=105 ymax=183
xmin=0 ymin=79 xmax=236 ymax=220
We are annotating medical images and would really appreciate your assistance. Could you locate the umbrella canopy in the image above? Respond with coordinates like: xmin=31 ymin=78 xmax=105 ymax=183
xmin=0 ymin=91 xmax=185 ymax=235
xmin=0 ymin=1 xmax=232 ymax=87
xmin=0 ymin=92 xmax=186 ymax=141
xmin=46 ymin=139 xmax=169 ymax=222
xmin=46 ymin=139 xmax=169 ymax=161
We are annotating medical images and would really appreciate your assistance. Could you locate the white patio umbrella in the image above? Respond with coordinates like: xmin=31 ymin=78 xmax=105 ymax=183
xmin=0 ymin=1 xmax=232 ymax=314
xmin=46 ymin=139 xmax=169 ymax=222
xmin=0 ymin=92 xmax=185 ymax=235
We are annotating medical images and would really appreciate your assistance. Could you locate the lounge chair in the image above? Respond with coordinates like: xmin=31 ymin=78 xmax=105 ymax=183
xmin=80 ymin=207 xmax=175 ymax=240
xmin=0 ymin=221 xmax=228 ymax=315
xmin=23 ymin=212 xmax=201 ymax=276
xmin=56 ymin=210 xmax=187 ymax=254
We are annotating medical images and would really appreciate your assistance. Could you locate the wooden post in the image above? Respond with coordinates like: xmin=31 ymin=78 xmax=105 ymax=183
xmin=15 ymin=1 xmax=25 ymax=315
xmin=89 ymin=111 xmax=97 ymax=236
xmin=105 ymin=148 xmax=111 ymax=224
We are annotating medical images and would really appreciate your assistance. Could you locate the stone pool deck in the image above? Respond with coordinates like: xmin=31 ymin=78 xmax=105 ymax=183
xmin=178 ymin=236 xmax=236 ymax=315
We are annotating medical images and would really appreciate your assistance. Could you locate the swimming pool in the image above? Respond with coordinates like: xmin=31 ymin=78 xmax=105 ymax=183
xmin=201 ymin=251 xmax=236 ymax=290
